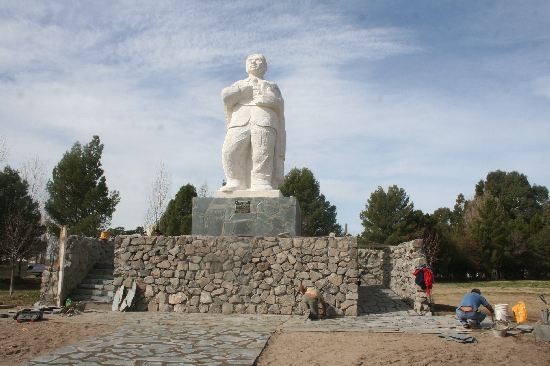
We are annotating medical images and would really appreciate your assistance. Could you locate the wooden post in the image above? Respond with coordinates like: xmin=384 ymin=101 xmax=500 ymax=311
xmin=56 ymin=226 xmax=67 ymax=307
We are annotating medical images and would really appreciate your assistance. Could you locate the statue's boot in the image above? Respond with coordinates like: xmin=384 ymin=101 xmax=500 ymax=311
xmin=250 ymin=176 xmax=273 ymax=191
xmin=220 ymin=179 xmax=244 ymax=192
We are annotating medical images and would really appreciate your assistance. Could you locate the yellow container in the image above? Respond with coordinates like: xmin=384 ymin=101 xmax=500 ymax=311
xmin=100 ymin=231 xmax=110 ymax=241
xmin=512 ymin=301 xmax=527 ymax=324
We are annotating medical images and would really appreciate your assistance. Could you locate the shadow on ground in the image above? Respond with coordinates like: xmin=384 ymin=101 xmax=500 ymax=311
xmin=358 ymin=285 xmax=412 ymax=316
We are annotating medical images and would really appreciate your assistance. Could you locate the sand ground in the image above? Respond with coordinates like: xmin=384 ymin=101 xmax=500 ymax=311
xmin=256 ymin=331 xmax=550 ymax=366
xmin=0 ymin=287 xmax=548 ymax=365
xmin=0 ymin=311 xmax=121 ymax=366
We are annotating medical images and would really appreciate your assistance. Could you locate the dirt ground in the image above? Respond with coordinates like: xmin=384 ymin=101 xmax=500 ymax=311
xmin=0 ymin=311 xmax=121 ymax=366
xmin=0 ymin=284 xmax=548 ymax=365
xmin=257 ymin=331 xmax=550 ymax=366
xmin=257 ymin=287 xmax=550 ymax=366
xmin=430 ymin=283 xmax=550 ymax=321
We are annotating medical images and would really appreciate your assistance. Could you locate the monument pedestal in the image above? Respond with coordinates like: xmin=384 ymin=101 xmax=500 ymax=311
xmin=192 ymin=196 xmax=301 ymax=237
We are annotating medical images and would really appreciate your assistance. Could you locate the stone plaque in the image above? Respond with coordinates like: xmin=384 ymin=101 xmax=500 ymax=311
xmin=235 ymin=200 xmax=251 ymax=213
xmin=192 ymin=197 xmax=301 ymax=236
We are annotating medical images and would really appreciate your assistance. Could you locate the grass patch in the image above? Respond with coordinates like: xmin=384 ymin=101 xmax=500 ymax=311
xmin=0 ymin=277 xmax=41 ymax=306
xmin=437 ymin=280 xmax=550 ymax=290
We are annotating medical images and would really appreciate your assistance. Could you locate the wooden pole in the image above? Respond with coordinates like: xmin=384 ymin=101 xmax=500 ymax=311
xmin=56 ymin=226 xmax=67 ymax=307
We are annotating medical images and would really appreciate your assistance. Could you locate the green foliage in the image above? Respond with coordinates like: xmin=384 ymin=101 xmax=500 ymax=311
xmin=360 ymin=185 xmax=420 ymax=245
xmin=0 ymin=167 xmax=46 ymax=260
xmin=279 ymin=168 xmax=341 ymax=236
xmin=362 ymin=171 xmax=549 ymax=279
xmin=466 ymin=171 xmax=549 ymax=278
xmin=422 ymin=171 xmax=550 ymax=280
xmin=0 ymin=167 xmax=46 ymax=295
xmin=159 ymin=184 xmax=197 ymax=235
xmin=45 ymin=136 xmax=120 ymax=237
xmin=108 ymin=226 xmax=145 ymax=237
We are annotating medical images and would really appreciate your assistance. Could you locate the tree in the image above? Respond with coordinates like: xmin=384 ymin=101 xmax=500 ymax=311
xmin=144 ymin=162 xmax=171 ymax=232
xmin=279 ymin=168 xmax=341 ymax=236
xmin=159 ymin=184 xmax=197 ymax=235
xmin=0 ymin=167 xmax=46 ymax=295
xmin=466 ymin=170 xmax=549 ymax=278
xmin=360 ymin=185 xmax=419 ymax=245
xmin=527 ymin=203 xmax=550 ymax=277
xmin=45 ymin=136 xmax=120 ymax=236
xmin=0 ymin=134 xmax=7 ymax=167
xmin=108 ymin=226 xmax=145 ymax=237
xmin=20 ymin=155 xmax=48 ymax=217
xmin=198 ymin=181 xmax=209 ymax=198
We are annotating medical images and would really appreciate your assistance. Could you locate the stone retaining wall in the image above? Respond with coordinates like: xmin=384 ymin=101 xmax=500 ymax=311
xmin=114 ymin=235 xmax=358 ymax=316
xmin=358 ymin=239 xmax=427 ymax=306
xmin=40 ymin=236 xmax=114 ymax=305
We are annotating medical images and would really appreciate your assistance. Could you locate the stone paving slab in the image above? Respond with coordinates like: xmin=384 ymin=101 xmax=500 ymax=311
xmin=22 ymin=313 xmax=287 ymax=366
xmin=23 ymin=285 xmax=475 ymax=366
xmin=22 ymin=312 xmax=475 ymax=366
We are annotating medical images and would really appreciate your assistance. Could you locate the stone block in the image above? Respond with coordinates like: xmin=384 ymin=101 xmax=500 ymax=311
xmin=222 ymin=303 xmax=233 ymax=314
xmin=169 ymin=292 xmax=187 ymax=304
xmin=192 ymin=197 xmax=301 ymax=236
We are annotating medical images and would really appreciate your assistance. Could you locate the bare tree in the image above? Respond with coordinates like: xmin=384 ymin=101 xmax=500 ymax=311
xmin=20 ymin=156 xmax=50 ymax=264
xmin=144 ymin=162 xmax=171 ymax=233
xmin=198 ymin=181 xmax=210 ymax=198
xmin=0 ymin=135 xmax=8 ymax=166
xmin=0 ymin=211 xmax=46 ymax=295
xmin=20 ymin=156 xmax=48 ymax=217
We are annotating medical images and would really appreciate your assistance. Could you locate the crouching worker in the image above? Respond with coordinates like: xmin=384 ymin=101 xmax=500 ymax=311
xmin=299 ymin=284 xmax=327 ymax=320
xmin=456 ymin=288 xmax=494 ymax=329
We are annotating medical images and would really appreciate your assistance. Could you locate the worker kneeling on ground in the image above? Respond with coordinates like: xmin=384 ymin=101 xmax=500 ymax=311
xmin=456 ymin=288 xmax=494 ymax=329
xmin=299 ymin=284 xmax=327 ymax=320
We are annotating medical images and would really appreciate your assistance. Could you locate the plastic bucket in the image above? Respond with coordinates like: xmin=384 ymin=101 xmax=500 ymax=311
xmin=495 ymin=304 xmax=509 ymax=321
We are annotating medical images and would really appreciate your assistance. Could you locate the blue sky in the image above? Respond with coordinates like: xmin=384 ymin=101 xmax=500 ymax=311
xmin=1 ymin=1 xmax=549 ymax=234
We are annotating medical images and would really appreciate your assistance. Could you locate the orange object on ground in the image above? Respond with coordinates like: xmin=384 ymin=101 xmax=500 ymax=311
xmin=512 ymin=301 xmax=528 ymax=324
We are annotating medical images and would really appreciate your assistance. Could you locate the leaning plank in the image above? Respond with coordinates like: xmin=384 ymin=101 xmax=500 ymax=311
xmin=120 ymin=280 xmax=137 ymax=312
xmin=112 ymin=285 xmax=125 ymax=311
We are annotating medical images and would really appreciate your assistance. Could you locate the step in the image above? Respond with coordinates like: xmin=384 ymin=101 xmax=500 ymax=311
xmin=78 ymin=283 xmax=115 ymax=290
xmin=87 ymin=268 xmax=114 ymax=276
xmin=94 ymin=262 xmax=114 ymax=269
xmin=83 ymin=273 xmax=114 ymax=280
xmin=70 ymin=294 xmax=112 ymax=303
xmin=72 ymin=288 xmax=113 ymax=297
xmin=79 ymin=278 xmax=113 ymax=286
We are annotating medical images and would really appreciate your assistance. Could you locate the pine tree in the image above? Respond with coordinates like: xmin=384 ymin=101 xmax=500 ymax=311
xmin=45 ymin=136 xmax=120 ymax=236
xmin=279 ymin=168 xmax=341 ymax=236
xmin=159 ymin=184 xmax=197 ymax=235
xmin=360 ymin=185 xmax=419 ymax=245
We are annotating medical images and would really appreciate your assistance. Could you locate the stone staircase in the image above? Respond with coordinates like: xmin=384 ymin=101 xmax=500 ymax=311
xmin=69 ymin=263 xmax=114 ymax=304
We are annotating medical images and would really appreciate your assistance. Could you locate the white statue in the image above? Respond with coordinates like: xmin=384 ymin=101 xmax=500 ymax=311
xmin=218 ymin=54 xmax=285 ymax=196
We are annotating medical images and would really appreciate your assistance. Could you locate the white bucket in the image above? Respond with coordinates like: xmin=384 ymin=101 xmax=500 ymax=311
xmin=495 ymin=304 xmax=509 ymax=321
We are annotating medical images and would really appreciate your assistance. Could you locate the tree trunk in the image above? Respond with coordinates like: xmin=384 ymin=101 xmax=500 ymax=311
xmin=9 ymin=260 xmax=15 ymax=297
xmin=17 ymin=258 xmax=22 ymax=279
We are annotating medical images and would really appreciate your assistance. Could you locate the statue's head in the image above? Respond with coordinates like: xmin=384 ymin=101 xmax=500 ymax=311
xmin=245 ymin=53 xmax=267 ymax=78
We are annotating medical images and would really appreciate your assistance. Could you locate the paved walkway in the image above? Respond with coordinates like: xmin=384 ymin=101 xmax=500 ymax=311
xmin=23 ymin=286 xmax=466 ymax=366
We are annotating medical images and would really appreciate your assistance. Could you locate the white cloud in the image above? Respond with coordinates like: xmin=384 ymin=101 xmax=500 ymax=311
xmin=1 ymin=1 xmax=548 ymax=235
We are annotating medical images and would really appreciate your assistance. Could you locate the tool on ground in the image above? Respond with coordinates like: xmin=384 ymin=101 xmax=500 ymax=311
xmin=540 ymin=294 xmax=550 ymax=325
xmin=13 ymin=308 xmax=43 ymax=322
